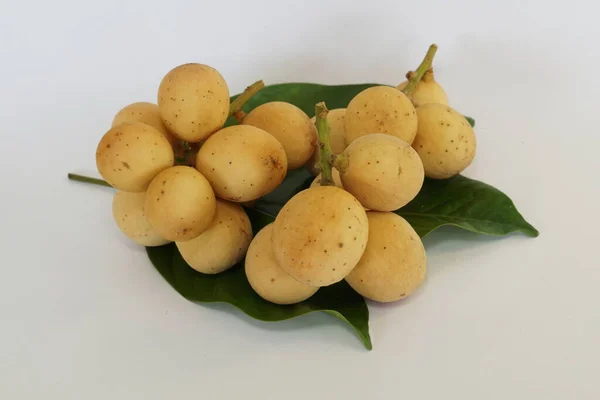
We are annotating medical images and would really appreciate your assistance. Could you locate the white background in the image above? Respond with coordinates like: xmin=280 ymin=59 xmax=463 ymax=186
xmin=1 ymin=0 xmax=599 ymax=398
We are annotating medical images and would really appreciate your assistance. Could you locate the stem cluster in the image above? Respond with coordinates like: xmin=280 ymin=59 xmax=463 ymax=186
xmin=314 ymin=102 xmax=336 ymax=186
xmin=401 ymin=44 xmax=438 ymax=97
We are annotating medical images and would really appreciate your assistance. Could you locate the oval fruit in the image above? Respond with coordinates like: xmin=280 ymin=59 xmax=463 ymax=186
xmin=145 ymin=166 xmax=216 ymax=241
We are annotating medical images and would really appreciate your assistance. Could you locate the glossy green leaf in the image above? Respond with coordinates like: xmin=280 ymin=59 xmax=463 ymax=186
xmin=396 ymin=175 xmax=538 ymax=238
xmin=146 ymin=205 xmax=372 ymax=350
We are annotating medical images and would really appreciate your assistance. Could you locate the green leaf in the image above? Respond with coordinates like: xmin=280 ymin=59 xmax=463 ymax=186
xmin=145 ymin=212 xmax=372 ymax=350
xmin=465 ymin=116 xmax=475 ymax=127
xmin=396 ymin=175 xmax=539 ymax=238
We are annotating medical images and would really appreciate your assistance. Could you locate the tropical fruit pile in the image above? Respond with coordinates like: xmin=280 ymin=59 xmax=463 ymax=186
xmin=95 ymin=44 xmax=478 ymax=306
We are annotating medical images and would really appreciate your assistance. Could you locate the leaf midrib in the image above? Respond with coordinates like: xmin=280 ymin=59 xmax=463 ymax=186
xmin=397 ymin=211 xmax=531 ymax=229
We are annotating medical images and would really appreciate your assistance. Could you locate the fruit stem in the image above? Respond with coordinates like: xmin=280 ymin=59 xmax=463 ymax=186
xmin=228 ymin=80 xmax=265 ymax=121
xmin=67 ymin=173 xmax=112 ymax=188
xmin=402 ymin=44 xmax=438 ymax=97
xmin=334 ymin=153 xmax=349 ymax=174
xmin=315 ymin=102 xmax=335 ymax=186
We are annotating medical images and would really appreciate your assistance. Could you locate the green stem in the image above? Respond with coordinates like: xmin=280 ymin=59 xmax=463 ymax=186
xmin=67 ymin=173 xmax=112 ymax=188
xmin=402 ymin=44 xmax=438 ymax=97
xmin=228 ymin=80 xmax=265 ymax=120
xmin=315 ymin=102 xmax=335 ymax=186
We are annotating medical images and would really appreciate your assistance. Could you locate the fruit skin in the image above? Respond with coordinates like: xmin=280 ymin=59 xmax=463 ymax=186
xmin=272 ymin=186 xmax=369 ymax=287
xmin=112 ymin=191 xmax=170 ymax=247
xmin=111 ymin=102 xmax=177 ymax=146
xmin=339 ymin=134 xmax=424 ymax=211
xmin=310 ymin=168 xmax=343 ymax=188
xmin=145 ymin=166 xmax=216 ymax=242
xmin=413 ymin=103 xmax=477 ymax=179
xmin=345 ymin=212 xmax=426 ymax=302
xmin=396 ymin=71 xmax=449 ymax=107
xmin=245 ymin=224 xmax=318 ymax=305
xmin=157 ymin=63 xmax=230 ymax=142
xmin=96 ymin=122 xmax=174 ymax=192
xmin=176 ymin=200 xmax=253 ymax=274
xmin=195 ymin=125 xmax=287 ymax=202
xmin=307 ymin=108 xmax=347 ymax=175
xmin=344 ymin=86 xmax=417 ymax=145
xmin=242 ymin=101 xmax=316 ymax=170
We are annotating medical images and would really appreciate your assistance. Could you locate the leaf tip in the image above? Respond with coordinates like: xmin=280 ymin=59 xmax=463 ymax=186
xmin=524 ymin=225 xmax=540 ymax=238
xmin=464 ymin=116 xmax=475 ymax=127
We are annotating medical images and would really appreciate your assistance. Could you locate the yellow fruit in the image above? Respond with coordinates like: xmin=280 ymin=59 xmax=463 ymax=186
xmin=176 ymin=200 xmax=253 ymax=274
xmin=95 ymin=122 xmax=174 ymax=192
xmin=158 ymin=63 xmax=229 ymax=142
xmin=195 ymin=125 xmax=287 ymax=202
xmin=346 ymin=212 xmax=427 ymax=302
xmin=145 ymin=166 xmax=216 ymax=241
xmin=344 ymin=86 xmax=417 ymax=145
xmin=396 ymin=70 xmax=448 ymax=107
xmin=245 ymin=224 xmax=318 ymax=304
xmin=272 ymin=186 xmax=369 ymax=287
xmin=111 ymin=102 xmax=177 ymax=145
xmin=413 ymin=103 xmax=476 ymax=179
xmin=242 ymin=101 xmax=316 ymax=169
xmin=112 ymin=191 xmax=170 ymax=247
xmin=338 ymin=134 xmax=424 ymax=211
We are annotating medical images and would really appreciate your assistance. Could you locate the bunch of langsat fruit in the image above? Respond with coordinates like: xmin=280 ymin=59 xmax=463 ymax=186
xmin=86 ymin=44 xmax=474 ymax=306
xmin=84 ymin=44 xmax=475 ymax=306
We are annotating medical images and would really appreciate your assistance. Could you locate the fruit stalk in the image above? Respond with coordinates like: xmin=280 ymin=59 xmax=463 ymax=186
xmin=401 ymin=44 xmax=438 ymax=97
xmin=229 ymin=80 xmax=265 ymax=123
xmin=315 ymin=102 xmax=335 ymax=186
xmin=67 ymin=173 xmax=112 ymax=188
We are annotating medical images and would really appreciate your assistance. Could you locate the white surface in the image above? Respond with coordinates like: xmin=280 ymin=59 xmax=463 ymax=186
xmin=1 ymin=0 xmax=599 ymax=398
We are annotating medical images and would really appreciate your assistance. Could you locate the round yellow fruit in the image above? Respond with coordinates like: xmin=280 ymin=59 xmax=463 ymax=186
xmin=413 ymin=103 xmax=477 ymax=179
xmin=338 ymin=134 xmax=424 ymax=211
xmin=272 ymin=186 xmax=369 ymax=287
xmin=112 ymin=190 xmax=170 ymax=247
xmin=157 ymin=63 xmax=229 ymax=142
xmin=397 ymin=70 xmax=448 ymax=107
xmin=145 ymin=166 xmax=216 ymax=241
xmin=111 ymin=102 xmax=177 ymax=145
xmin=195 ymin=125 xmax=287 ymax=202
xmin=242 ymin=101 xmax=316 ymax=170
xmin=176 ymin=200 xmax=253 ymax=274
xmin=95 ymin=122 xmax=174 ymax=192
xmin=344 ymin=86 xmax=417 ymax=145
xmin=245 ymin=224 xmax=319 ymax=304
xmin=346 ymin=212 xmax=427 ymax=302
